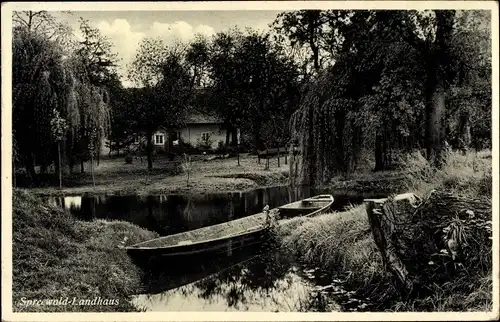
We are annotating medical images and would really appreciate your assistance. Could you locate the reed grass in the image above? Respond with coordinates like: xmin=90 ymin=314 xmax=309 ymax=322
xmin=275 ymin=150 xmax=493 ymax=312
xmin=401 ymin=150 xmax=492 ymax=199
xmin=275 ymin=206 xmax=390 ymax=297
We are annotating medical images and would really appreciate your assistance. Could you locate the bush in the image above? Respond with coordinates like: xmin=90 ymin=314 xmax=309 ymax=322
xmin=196 ymin=137 xmax=214 ymax=152
xmin=214 ymin=141 xmax=227 ymax=155
xmin=124 ymin=155 xmax=133 ymax=164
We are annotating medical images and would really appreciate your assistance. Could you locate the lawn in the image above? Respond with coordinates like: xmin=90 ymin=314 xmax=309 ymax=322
xmin=24 ymin=153 xmax=290 ymax=196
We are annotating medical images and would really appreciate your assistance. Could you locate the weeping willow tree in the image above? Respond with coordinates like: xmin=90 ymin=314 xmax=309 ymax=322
xmin=65 ymin=65 xmax=111 ymax=174
xmin=289 ymin=67 xmax=364 ymax=188
xmin=13 ymin=27 xmax=73 ymax=180
xmin=12 ymin=24 xmax=110 ymax=183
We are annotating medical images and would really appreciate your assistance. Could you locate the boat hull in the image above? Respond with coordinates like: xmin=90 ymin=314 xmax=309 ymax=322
xmin=125 ymin=195 xmax=334 ymax=260
xmin=127 ymin=229 xmax=266 ymax=260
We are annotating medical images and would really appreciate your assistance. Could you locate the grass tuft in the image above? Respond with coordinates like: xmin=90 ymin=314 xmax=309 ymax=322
xmin=402 ymin=150 xmax=492 ymax=199
xmin=275 ymin=206 xmax=387 ymax=294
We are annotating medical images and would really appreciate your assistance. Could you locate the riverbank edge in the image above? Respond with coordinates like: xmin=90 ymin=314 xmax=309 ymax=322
xmin=12 ymin=189 xmax=158 ymax=312
xmin=24 ymin=168 xmax=410 ymax=198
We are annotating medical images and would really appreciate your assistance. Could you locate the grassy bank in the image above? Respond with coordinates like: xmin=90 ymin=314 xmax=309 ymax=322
xmin=23 ymin=154 xmax=289 ymax=197
xmin=12 ymin=189 xmax=158 ymax=312
xmin=274 ymin=150 xmax=493 ymax=312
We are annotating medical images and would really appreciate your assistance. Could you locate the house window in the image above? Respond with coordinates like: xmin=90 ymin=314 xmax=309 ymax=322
xmin=172 ymin=131 xmax=181 ymax=141
xmin=155 ymin=134 xmax=164 ymax=145
xmin=201 ymin=132 xmax=211 ymax=141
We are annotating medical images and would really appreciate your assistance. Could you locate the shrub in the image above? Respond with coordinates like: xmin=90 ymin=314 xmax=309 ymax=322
xmin=196 ymin=137 xmax=214 ymax=152
xmin=124 ymin=155 xmax=133 ymax=164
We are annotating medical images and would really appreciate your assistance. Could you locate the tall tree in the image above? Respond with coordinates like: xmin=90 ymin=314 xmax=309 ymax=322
xmin=66 ymin=18 xmax=116 ymax=172
xmin=424 ymin=11 xmax=456 ymax=167
xmin=272 ymin=10 xmax=329 ymax=72
xmin=12 ymin=14 xmax=113 ymax=184
xmin=128 ymin=38 xmax=192 ymax=170
xmin=286 ymin=9 xmax=489 ymax=186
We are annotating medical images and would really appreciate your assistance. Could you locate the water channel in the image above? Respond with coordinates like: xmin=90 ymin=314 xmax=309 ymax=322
xmin=47 ymin=185 xmax=385 ymax=312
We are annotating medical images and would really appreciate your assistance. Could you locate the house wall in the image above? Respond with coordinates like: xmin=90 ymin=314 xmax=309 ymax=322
xmin=100 ymin=137 xmax=111 ymax=156
xmin=99 ymin=123 xmax=228 ymax=155
xmin=180 ymin=124 xmax=226 ymax=149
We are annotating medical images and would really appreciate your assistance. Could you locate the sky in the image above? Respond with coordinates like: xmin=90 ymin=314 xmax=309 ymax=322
xmin=55 ymin=11 xmax=283 ymax=87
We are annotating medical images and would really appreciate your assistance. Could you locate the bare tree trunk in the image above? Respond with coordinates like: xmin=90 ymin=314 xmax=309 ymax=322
xmin=426 ymin=84 xmax=446 ymax=168
xmin=374 ymin=133 xmax=385 ymax=171
xmin=225 ymin=127 xmax=231 ymax=146
xmin=237 ymin=142 xmax=240 ymax=166
xmin=458 ymin=110 xmax=471 ymax=154
xmin=25 ymin=153 xmax=37 ymax=184
xmin=231 ymin=127 xmax=238 ymax=147
xmin=425 ymin=10 xmax=455 ymax=168
xmin=68 ymin=156 xmax=74 ymax=175
xmin=366 ymin=199 xmax=414 ymax=293
xmin=146 ymin=129 xmax=154 ymax=171
xmin=58 ymin=141 xmax=62 ymax=189
xmin=90 ymin=155 xmax=95 ymax=187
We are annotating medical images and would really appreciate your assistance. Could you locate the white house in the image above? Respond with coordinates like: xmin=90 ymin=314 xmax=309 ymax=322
xmin=101 ymin=114 xmax=233 ymax=155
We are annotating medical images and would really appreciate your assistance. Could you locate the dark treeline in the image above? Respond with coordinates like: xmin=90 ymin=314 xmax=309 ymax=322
xmin=12 ymin=10 xmax=491 ymax=184
xmin=279 ymin=10 xmax=491 ymax=186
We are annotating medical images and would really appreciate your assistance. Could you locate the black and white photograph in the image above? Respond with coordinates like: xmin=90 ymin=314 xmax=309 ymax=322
xmin=1 ymin=1 xmax=498 ymax=320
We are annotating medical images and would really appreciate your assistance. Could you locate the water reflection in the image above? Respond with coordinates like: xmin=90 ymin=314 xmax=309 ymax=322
xmin=45 ymin=185 xmax=380 ymax=236
xmin=133 ymin=249 xmax=319 ymax=312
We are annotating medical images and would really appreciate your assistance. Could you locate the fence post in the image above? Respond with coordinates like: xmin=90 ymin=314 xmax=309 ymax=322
xmin=237 ymin=144 xmax=240 ymax=166
xmin=266 ymin=149 xmax=269 ymax=170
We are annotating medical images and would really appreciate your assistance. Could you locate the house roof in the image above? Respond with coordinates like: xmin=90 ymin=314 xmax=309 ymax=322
xmin=186 ymin=114 xmax=222 ymax=124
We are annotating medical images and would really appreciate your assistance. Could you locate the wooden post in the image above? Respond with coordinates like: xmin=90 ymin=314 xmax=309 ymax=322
xmin=284 ymin=147 xmax=287 ymax=165
xmin=237 ymin=144 xmax=240 ymax=166
xmin=277 ymin=146 xmax=280 ymax=167
xmin=266 ymin=149 xmax=269 ymax=170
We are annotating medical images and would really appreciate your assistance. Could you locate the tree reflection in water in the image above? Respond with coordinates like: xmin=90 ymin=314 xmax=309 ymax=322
xmin=133 ymin=242 xmax=318 ymax=311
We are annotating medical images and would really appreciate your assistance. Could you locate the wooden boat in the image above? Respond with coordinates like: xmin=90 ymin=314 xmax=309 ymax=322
xmin=124 ymin=195 xmax=334 ymax=258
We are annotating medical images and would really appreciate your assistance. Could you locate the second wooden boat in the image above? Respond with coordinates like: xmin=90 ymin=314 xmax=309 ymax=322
xmin=124 ymin=195 xmax=334 ymax=258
